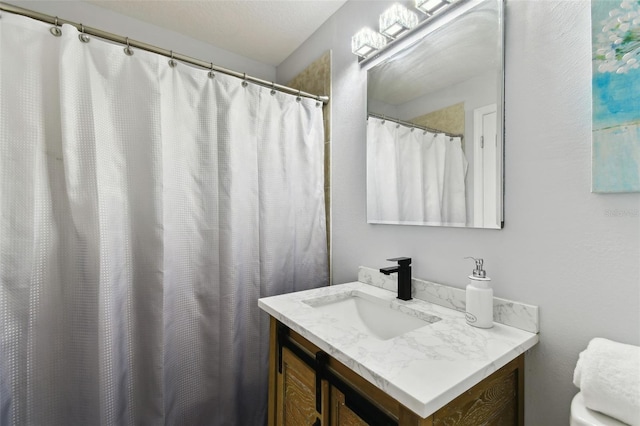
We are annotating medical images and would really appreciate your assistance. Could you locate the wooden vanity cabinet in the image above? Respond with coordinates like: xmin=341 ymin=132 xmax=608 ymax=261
xmin=268 ymin=317 xmax=525 ymax=426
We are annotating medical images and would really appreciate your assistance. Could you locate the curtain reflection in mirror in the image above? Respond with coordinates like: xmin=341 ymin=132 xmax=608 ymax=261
xmin=367 ymin=116 xmax=468 ymax=226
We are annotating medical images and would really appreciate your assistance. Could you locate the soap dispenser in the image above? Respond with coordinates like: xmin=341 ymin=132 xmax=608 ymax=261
xmin=464 ymin=257 xmax=493 ymax=329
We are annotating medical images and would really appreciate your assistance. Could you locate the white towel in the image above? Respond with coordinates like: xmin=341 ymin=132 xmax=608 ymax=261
xmin=573 ymin=338 xmax=640 ymax=426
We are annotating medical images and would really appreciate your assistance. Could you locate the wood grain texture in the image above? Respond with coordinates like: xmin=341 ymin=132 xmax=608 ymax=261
xmin=433 ymin=356 xmax=522 ymax=426
xmin=516 ymin=355 xmax=524 ymax=426
xmin=486 ymin=398 xmax=517 ymax=425
xmin=399 ymin=407 xmax=435 ymax=426
xmin=277 ymin=347 xmax=320 ymax=426
xmin=331 ymin=387 xmax=368 ymax=426
xmin=268 ymin=317 xmax=278 ymax=426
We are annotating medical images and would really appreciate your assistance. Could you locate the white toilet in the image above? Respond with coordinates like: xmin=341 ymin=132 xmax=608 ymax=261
xmin=570 ymin=392 xmax=629 ymax=426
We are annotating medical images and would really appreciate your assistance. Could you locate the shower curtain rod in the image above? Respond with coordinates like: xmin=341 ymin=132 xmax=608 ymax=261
xmin=367 ymin=113 xmax=463 ymax=139
xmin=0 ymin=2 xmax=330 ymax=105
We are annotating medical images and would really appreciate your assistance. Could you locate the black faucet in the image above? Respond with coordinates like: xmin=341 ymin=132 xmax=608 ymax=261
xmin=379 ymin=257 xmax=412 ymax=301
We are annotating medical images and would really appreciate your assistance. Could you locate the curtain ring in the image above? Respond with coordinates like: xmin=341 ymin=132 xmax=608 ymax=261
xmin=316 ymin=94 xmax=321 ymax=107
xmin=50 ymin=16 xmax=62 ymax=37
xmin=123 ymin=37 xmax=134 ymax=56
xmin=78 ymin=23 xmax=90 ymax=43
xmin=168 ymin=50 xmax=177 ymax=67
xmin=242 ymin=73 xmax=248 ymax=87
xmin=270 ymin=82 xmax=276 ymax=96
xmin=208 ymin=62 xmax=215 ymax=79
xmin=296 ymin=90 xmax=302 ymax=102
xmin=381 ymin=115 xmax=386 ymax=125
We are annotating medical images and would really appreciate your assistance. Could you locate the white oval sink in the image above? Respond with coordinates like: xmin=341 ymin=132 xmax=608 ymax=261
xmin=303 ymin=291 xmax=441 ymax=340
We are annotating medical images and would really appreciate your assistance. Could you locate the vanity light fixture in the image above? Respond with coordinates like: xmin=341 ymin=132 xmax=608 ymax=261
xmin=379 ymin=4 xmax=419 ymax=39
xmin=415 ymin=0 xmax=453 ymax=15
xmin=351 ymin=27 xmax=388 ymax=58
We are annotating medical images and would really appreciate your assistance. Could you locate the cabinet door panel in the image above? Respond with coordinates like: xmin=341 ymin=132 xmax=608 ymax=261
xmin=331 ymin=387 xmax=368 ymax=426
xmin=278 ymin=347 xmax=320 ymax=425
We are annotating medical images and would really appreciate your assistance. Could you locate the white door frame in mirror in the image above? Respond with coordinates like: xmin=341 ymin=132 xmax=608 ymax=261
xmin=473 ymin=104 xmax=502 ymax=228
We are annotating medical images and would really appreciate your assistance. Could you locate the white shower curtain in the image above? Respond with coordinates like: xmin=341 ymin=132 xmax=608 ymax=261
xmin=0 ymin=13 xmax=328 ymax=426
xmin=367 ymin=116 xmax=468 ymax=226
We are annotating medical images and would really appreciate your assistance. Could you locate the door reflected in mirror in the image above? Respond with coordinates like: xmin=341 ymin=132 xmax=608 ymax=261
xmin=366 ymin=0 xmax=504 ymax=229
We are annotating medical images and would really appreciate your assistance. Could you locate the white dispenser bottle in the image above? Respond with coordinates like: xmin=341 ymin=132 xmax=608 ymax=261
xmin=464 ymin=257 xmax=493 ymax=329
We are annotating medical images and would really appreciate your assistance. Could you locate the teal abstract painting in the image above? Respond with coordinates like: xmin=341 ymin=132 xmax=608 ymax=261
xmin=592 ymin=0 xmax=640 ymax=192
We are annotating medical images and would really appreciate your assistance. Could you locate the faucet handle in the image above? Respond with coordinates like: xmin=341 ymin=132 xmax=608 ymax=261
xmin=387 ymin=257 xmax=411 ymax=265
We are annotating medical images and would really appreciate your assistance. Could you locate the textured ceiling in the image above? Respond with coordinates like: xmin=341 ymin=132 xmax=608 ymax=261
xmin=88 ymin=0 xmax=347 ymax=66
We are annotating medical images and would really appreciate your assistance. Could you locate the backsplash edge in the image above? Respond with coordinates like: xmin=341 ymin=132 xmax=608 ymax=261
xmin=357 ymin=266 xmax=539 ymax=333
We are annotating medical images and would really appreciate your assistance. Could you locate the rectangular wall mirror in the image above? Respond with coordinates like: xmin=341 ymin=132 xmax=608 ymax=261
xmin=365 ymin=0 xmax=504 ymax=229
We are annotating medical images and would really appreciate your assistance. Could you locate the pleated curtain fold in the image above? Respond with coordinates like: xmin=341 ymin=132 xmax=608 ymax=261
xmin=0 ymin=14 xmax=328 ymax=425
xmin=366 ymin=116 xmax=468 ymax=226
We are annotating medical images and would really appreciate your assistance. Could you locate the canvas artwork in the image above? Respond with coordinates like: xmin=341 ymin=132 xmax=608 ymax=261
xmin=592 ymin=0 xmax=640 ymax=192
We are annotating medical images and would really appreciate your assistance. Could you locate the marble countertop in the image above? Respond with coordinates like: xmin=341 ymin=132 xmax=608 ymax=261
xmin=258 ymin=280 xmax=539 ymax=418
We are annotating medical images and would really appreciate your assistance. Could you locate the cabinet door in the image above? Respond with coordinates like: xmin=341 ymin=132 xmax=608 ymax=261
xmin=331 ymin=387 xmax=368 ymax=426
xmin=277 ymin=346 xmax=323 ymax=425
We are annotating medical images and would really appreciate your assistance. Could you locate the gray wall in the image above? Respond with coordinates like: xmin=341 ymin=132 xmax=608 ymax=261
xmin=278 ymin=0 xmax=640 ymax=423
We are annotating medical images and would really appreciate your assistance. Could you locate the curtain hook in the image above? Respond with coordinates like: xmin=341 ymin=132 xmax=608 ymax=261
xmin=296 ymin=90 xmax=302 ymax=102
xmin=78 ymin=23 xmax=90 ymax=43
xmin=270 ymin=82 xmax=276 ymax=96
xmin=168 ymin=50 xmax=177 ymax=67
xmin=123 ymin=37 xmax=134 ymax=56
xmin=316 ymin=94 xmax=321 ymax=107
xmin=208 ymin=62 xmax=215 ymax=79
xmin=50 ymin=16 xmax=62 ymax=37
xmin=381 ymin=115 xmax=386 ymax=125
xmin=242 ymin=73 xmax=248 ymax=87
